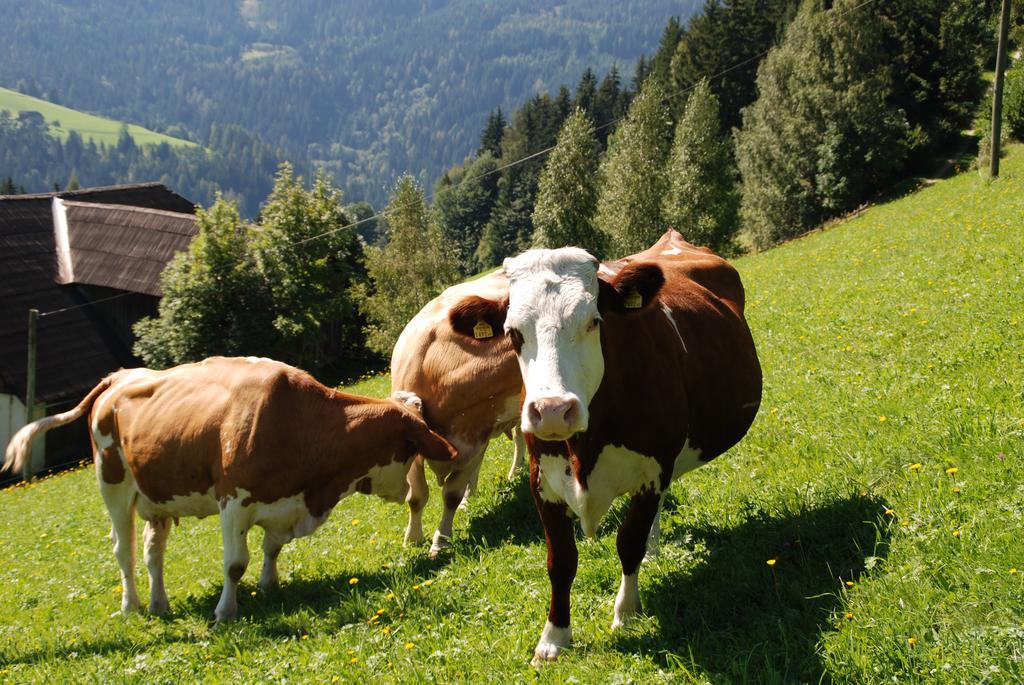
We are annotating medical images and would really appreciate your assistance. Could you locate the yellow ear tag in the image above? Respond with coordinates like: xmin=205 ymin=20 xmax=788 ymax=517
xmin=473 ymin=320 xmax=494 ymax=339
xmin=623 ymin=288 xmax=643 ymax=309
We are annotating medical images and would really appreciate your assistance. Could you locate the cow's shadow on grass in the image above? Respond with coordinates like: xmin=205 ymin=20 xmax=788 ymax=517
xmin=464 ymin=470 xmax=543 ymax=547
xmin=609 ymin=494 xmax=889 ymax=681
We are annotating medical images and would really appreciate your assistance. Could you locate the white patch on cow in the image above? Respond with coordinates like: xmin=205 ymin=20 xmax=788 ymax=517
xmin=532 ymin=620 xmax=572 ymax=664
xmin=671 ymin=439 xmax=704 ymax=479
xmin=661 ymin=246 xmax=682 ymax=256
xmin=137 ymin=488 xmax=219 ymax=520
xmin=612 ymin=572 xmax=640 ymax=629
xmin=365 ymin=459 xmax=412 ymax=503
xmin=538 ymin=445 xmax=662 ymax=538
xmin=243 ymin=356 xmax=276 ymax=364
xmin=503 ymin=248 xmax=603 ymax=438
xmin=661 ymin=303 xmax=688 ymax=353
xmin=244 ymin=489 xmax=335 ymax=539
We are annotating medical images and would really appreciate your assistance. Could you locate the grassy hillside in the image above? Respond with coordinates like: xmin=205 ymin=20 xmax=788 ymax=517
xmin=1 ymin=147 xmax=1022 ymax=683
xmin=0 ymin=86 xmax=197 ymax=148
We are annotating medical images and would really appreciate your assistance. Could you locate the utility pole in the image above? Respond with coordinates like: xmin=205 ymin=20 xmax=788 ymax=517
xmin=990 ymin=0 xmax=1012 ymax=178
xmin=23 ymin=308 xmax=38 ymax=482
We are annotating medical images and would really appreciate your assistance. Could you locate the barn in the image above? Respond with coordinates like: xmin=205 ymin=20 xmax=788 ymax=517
xmin=0 ymin=183 xmax=197 ymax=482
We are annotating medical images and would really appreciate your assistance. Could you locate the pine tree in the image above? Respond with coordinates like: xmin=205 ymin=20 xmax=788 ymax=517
xmin=433 ymin=152 xmax=500 ymax=274
xmin=574 ymin=68 xmax=598 ymax=117
xmin=593 ymin=66 xmax=624 ymax=147
xmin=594 ymin=78 xmax=674 ymax=255
xmin=735 ymin=0 xmax=908 ymax=248
xmin=532 ymin=109 xmax=605 ymax=256
xmin=356 ymin=176 xmax=458 ymax=356
xmin=663 ymin=79 xmax=739 ymax=253
xmin=478 ymin=108 xmax=506 ymax=158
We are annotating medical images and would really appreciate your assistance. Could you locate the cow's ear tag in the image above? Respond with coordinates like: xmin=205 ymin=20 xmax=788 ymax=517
xmin=473 ymin=320 xmax=494 ymax=339
xmin=623 ymin=287 xmax=643 ymax=309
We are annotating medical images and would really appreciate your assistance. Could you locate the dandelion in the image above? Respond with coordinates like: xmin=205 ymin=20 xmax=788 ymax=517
xmin=952 ymin=487 xmax=961 ymax=494
xmin=349 ymin=657 xmax=359 ymax=664
xmin=909 ymin=463 xmax=922 ymax=471
xmin=884 ymin=508 xmax=895 ymax=517
xmin=946 ymin=467 xmax=958 ymax=475
xmin=766 ymin=558 xmax=777 ymax=567
xmin=952 ymin=530 xmax=961 ymax=538
xmin=844 ymin=613 xmax=854 ymax=620
xmin=250 ymin=591 xmax=257 ymax=597
xmin=386 ymin=592 xmax=396 ymax=600
xmin=301 ymin=634 xmax=309 ymax=640
xmin=845 ymin=581 xmax=855 ymax=588
xmin=404 ymin=642 xmax=415 ymax=650
xmin=878 ymin=416 xmax=887 ymax=423
xmin=352 ymin=519 xmax=360 ymax=526
xmin=1009 ymin=568 xmax=1017 ymax=575
xmin=377 ymin=608 xmax=386 ymax=615
xmin=908 ymin=637 xmax=917 ymax=647
xmin=349 ymin=577 xmax=359 ymax=586
xmin=422 ymin=579 xmax=434 ymax=587
xmin=332 ymin=677 xmax=340 ymax=683
xmin=859 ymin=490 xmax=868 ymax=497
xmin=382 ymin=626 xmax=392 ymax=635
xmin=412 ymin=584 xmax=421 ymax=591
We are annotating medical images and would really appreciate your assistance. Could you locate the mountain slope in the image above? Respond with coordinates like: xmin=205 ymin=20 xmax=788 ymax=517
xmin=0 ymin=0 xmax=700 ymax=205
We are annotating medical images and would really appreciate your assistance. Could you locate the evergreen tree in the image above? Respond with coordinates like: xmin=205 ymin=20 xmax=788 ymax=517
xmin=735 ymin=0 xmax=908 ymax=248
xmin=356 ymin=176 xmax=458 ymax=356
xmin=574 ymin=68 xmax=598 ymax=116
xmin=433 ymin=151 xmax=500 ymax=274
xmin=649 ymin=16 xmax=684 ymax=88
xmin=594 ymin=66 xmax=624 ymax=147
xmin=532 ymin=109 xmax=605 ymax=256
xmin=662 ymin=79 xmax=739 ymax=254
xmin=479 ymin=108 xmax=506 ymax=158
xmin=0 ymin=176 xmax=24 ymax=194
xmin=253 ymin=164 xmax=366 ymax=370
xmin=64 ymin=172 xmax=80 ymax=191
xmin=594 ymin=78 xmax=674 ymax=255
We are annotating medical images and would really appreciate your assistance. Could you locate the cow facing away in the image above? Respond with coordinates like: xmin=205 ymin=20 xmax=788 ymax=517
xmin=391 ymin=269 xmax=524 ymax=557
xmin=3 ymin=357 xmax=457 ymax=621
xmin=452 ymin=231 xmax=762 ymax=663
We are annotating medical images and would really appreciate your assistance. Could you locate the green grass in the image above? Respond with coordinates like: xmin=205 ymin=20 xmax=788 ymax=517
xmin=0 ymin=86 xmax=197 ymax=148
xmin=2 ymin=146 xmax=1023 ymax=683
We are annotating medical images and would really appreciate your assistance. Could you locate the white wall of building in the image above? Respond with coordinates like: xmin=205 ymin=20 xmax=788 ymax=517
xmin=1 ymin=393 xmax=45 ymax=477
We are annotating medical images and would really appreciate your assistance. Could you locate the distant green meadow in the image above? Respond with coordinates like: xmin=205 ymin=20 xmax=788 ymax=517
xmin=0 ymin=86 xmax=197 ymax=148
xmin=0 ymin=146 xmax=1021 ymax=683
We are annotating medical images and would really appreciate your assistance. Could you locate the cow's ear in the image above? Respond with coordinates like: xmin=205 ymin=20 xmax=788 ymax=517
xmin=448 ymin=295 xmax=508 ymax=341
xmin=598 ymin=262 xmax=664 ymax=314
xmin=406 ymin=418 xmax=459 ymax=463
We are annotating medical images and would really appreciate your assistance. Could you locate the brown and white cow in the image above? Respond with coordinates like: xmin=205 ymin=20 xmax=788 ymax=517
xmin=391 ymin=269 xmax=524 ymax=557
xmin=3 ymin=357 xmax=456 ymax=621
xmin=452 ymin=230 xmax=762 ymax=663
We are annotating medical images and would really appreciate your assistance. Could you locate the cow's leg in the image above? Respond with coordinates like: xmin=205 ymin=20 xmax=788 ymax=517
xmin=459 ymin=454 xmax=484 ymax=508
xmin=530 ymin=492 xmax=577 ymax=665
xmin=215 ymin=497 xmax=252 ymax=622
xmin=259 ymin=528 xmax=291 ymax=591
xmin=99 ymin=479 xmax=141 ymax=614
xmin=612 ymin=489 xmax=662 ymax=630
xmin=644 ymin=490 xmax=669 ymax=560
xmin=143 ymin=517 xmax=172 ymax=615
xmin=507 ymin=426 xmax=526 ymax=480
xmin=404 ymin=456 xmax=428 ymax=546
xmin=429 ymin=445 xmax=484 ymax=558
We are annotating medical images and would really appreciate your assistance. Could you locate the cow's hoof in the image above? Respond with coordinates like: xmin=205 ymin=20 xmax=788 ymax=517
xmin=428 ymin=532 xmax=450 ymax=559
xmin=404 ymin=527 xmax=425 ymax=546
xmin=148 ymin=599 xmax=170 ymax=616
xmin=531 ymin=642 xmax=564 ymax=665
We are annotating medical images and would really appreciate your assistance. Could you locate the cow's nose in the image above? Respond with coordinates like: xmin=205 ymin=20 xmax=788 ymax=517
xmin=526 ymin=396 xmax=582 ymax=439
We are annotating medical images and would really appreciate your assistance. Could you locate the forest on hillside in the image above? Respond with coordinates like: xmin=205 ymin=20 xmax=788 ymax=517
xmin=0 ymin=0 xmax=699 ymax=208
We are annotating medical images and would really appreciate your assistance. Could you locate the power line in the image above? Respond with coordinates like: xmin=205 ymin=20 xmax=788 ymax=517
xmin=35 ymin=0 xmax=881 ymax=317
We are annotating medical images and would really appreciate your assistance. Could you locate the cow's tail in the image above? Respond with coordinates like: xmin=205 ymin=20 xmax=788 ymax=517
xmin=3 ymin=372 xmax=122 ymax=476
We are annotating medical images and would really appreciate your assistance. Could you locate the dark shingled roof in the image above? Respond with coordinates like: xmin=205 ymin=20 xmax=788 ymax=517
xmin=0 ymin=183 xmax=196 ymax=404
xmin=56 ymin=201 xmax=197 ymax=297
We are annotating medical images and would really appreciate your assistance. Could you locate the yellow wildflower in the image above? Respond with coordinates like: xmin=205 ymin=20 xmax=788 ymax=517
xmin=844 ymin=613 xmax=854 ymax=620
xmin=766 ymin=558 xmax=777 ymax=567
xmin=946 ymin=467 xmax=958 ymax=475
xmin=845 ymin=581 xmax=855 ymax=588
xmin=909 ymin=463 xmax=922 ymax=471
xmin=908 ymin=637 xmax=917 ymax=646
xmin=349 ymin=577 xmax=359 ymax=586
xmin=404 ymin=642 xmax=415 ymax=650
xmin=952 ymin=530 xmax=961 ymax=538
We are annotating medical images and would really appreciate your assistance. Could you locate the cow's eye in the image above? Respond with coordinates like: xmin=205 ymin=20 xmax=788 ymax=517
xmin=506 ymin=327 xmax=524 ymax=350
xmin=586 ymin=317 xmax=601 ymax=333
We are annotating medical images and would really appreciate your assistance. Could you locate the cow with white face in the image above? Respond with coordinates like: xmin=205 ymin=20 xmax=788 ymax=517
xmin=458 ymin=230 xmax=762 ymax=663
